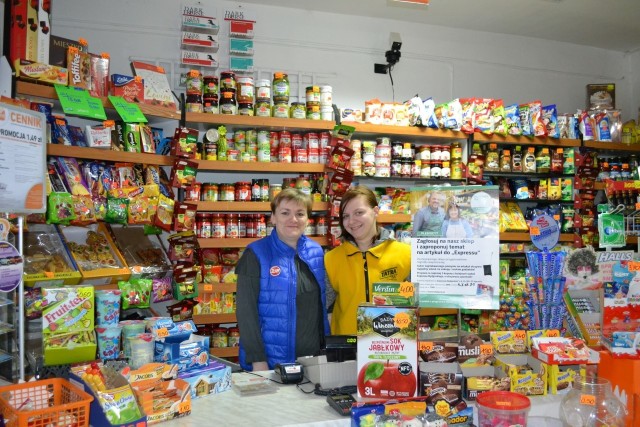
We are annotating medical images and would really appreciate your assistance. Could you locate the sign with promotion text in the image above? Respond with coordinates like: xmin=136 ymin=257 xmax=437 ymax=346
xmin=410 ymin=185 xmax=500 ymax=309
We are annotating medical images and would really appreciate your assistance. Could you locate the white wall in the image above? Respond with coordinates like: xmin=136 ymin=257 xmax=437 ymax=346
xmin=51 ymin=0 xmax=633 ymax=119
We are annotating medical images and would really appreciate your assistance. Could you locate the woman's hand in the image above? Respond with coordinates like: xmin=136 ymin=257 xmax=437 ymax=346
xmin=252 ymin=361 xmax=269 ymax=372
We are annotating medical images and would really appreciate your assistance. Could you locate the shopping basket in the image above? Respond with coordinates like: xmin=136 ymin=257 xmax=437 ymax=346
xmin=0 ymin=378 xmax=93 ymax=427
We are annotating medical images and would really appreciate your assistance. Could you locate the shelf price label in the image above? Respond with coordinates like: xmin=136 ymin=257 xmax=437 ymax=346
xmin=108 ymin=96 xmax=148 ymax=123
xmin=55 ymin=85 xmax=106 ymax=120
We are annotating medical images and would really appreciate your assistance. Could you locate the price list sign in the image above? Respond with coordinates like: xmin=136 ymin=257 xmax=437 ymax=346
xmin=410 ymin=186 xmax=500 ymax=310
xmin=0 ymin=104 xmax=46 ymax=213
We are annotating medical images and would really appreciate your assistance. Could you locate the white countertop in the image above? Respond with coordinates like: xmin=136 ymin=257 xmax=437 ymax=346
xmin=158 ymin=372 xmax=563 ymax=427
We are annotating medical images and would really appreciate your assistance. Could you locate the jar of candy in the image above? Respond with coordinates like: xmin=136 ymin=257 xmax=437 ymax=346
xmin=228 ymin=327 xmax=240 ymax=347
xmin=211 ymin=328 xmax=228 ymax=348
xmin=560 ymin=377 xmax=626 ymax=427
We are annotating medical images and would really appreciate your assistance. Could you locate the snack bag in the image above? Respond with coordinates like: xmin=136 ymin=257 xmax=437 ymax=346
xmin=595 ymin=111 xmax=612 ymax=142
xmin=56 ymin=157 xmax=91 ymax=196
xmin=154 ymin=194 xmax=175 ymax=231
xmin=172 ymin=202 xmax=197 ymax=232
xmin=51 ymin=115 xmax=73 ymax=145
xmin=444 ymin=98 xmax=462 ymax=131
xmin=104 ymin=197 xmax=129 ymax=225
xmin=170 ymin=158 xmax=198 ymax=188
xmin=579 ymin=110 xmax=595 ymax=141
xmin=519 ymin=103 xmax=532 ymax=136
xmin=474 ymin=98 xmax=493 ymax=134
xmin=491 ymin=99 xmax=507 ymax=136
xmin=152 ymin=277 xmax=173 ymax=303
xmin=171 ymin=127 xmax=199 ymax=159
xmin=421 ymin=98 xmax=438 ymax=129
xmin=70 ymin=194 xmax=97 ymax=226
xmin=47 ymin=192 xmax=75 ymax=224
xmin=118 ymin=278 xmax=152 ymax=310
xmin=505 ymin=104 xmax=522 ymax=135
xmin=434 ymin=103 xmax=448 ymax=129
xmin=542 ymin=104 xmax=558 ymax=138
xmin=96 ymin=384 xmax=143 ymax=425
xmin=460 ymin=97 xmax=476 ymax=134
xmin=529 ymin=100 xmax=546 ymax=137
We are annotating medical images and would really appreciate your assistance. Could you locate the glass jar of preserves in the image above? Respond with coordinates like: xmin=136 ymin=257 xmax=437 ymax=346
xmin=431 ymin=160 xmax=442 ymax=178
xmin=185 ymin=182 xmax=201 ymax=202
xmin=196 ymin=212 xmax=212 ymax=238
xmin=235 ymin=181 xmax=251 ymax=201
xmin=211 ymin=328 xmax=228 ymax=348
xmin=451 ymin=141 xmax=463 ymax=161
xmin=316 ymin=216 xmax=327 ymax=236
xmin=185 ymin=70 xmax=203 ymax=94
xmin=220 ymin=71 xmax=236 ymax=90
xmin=305 ymin=217 xmax=316 ymax=236
xmin=431 ymin=145 xmax=442 ymax=161
xmin=237 ymin=76 xmax=255 ymax=104
xmin=269 ymin=184 xmax=282 ymax=200
xmin=305 ymin=86 xmax=321 ymax=104
xmin=420 ymin=160 xmax=431 ymax=178
xmin=220 ymin=89 xmax=237 ymax=115
xmin=441 ymin=161 xmax=451 ymax=178
xmin=228 ymin=327 xmax=240 ymax=347
xmin=202 ymin=183 xmax=219 ymax=201
xmin=185 ymin=93 xmax=203 ymax=113
xmin=245 ymin=214 xmax=257 ymax=238
xmin=255 ymin=79 xmax=271 ymax=101
xmin=272 ymin=102 xmax=289 ymax=118
xmin=290 ymin=102 xmax=306 ymax=119
xmin=221 ymin=183 xmax=235 ymax=201
xmin=203 ymin=94 xmax=219 ymax=114
xmin=203 ymin=75 xmax=218 ymax=96
xmin=238 ymin=102 xmax=254 ymax=116
xmin=500 ymin=149 xmax=511 ymax=172
xmin=257 ymin=214 xmax=268 ymax=237
xmin=485 ymin=143 xmax=500 ymax=172
xmin=211 ymin=214 xmax=225 ymax=238
xmin=306 ymin=104 xmax=320 ymax=120
xmin=450 ymin=159 xmax=463 ymax=179
xmin=272 ymin=72 xmax=290 ymax=103
xmin=255 ymin=100 xmax=271 ymax=117
xmin=238 ymin=215 xmax=247 ymax=238
xmin=226 ymin=213 xmax=240 ymax=238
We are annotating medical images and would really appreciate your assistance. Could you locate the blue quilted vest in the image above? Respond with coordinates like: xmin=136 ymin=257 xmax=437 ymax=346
xmin=238 ymin=230 xmax=329 ymax=370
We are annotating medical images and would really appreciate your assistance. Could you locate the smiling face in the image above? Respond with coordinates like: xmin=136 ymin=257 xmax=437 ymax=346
xmin=271 ymin=199 xmax=309 ymax=248
xmin=342 ymin=195 xmax=379 ymax=250
xmin=448 ymin=205 xmax=460 ymax=220
xmin=428 ymin=194 xmax=441 ymax=212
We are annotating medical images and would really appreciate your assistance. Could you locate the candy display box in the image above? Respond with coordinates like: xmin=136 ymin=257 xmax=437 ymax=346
xmin=530 ymin=337 xmax=600 ymax=365
xmin=42 ymin=286 xmax=96 ymax=366
xmin=23 ymin=224 xmax=82 ymax=287
xmin=564 ymin=290 xmax=601 ymax=346
xmin=154 ymin=334 xmax=210 ymax=373
xmin=59 ymin=223 xmax=131 ymax=285
xmin=178 ymin=360 xmax=232 ymax=399
xmin=109 ymin=225 xmax=172 ymax=279
xmin=548 ymin=363 xmax=586 ymax=394
xmin=494 ymin=354 xmax=548 ymax=396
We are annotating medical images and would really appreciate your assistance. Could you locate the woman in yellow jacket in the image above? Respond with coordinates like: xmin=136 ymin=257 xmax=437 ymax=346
xmin=325 ymin=186 xmax=411 ymax=335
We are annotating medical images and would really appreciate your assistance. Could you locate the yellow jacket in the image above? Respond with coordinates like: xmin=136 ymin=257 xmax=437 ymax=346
xmin=325 ymin=238 xmax=411 ymax=335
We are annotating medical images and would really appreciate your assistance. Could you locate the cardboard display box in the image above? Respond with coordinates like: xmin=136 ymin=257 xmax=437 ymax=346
xmin=109 ymin=225 xmax=172 ymax=279
xmin=564 ymin=290 xmax=601 ymax=346
xmin=23 ymin=224 xmax=82 ymax=287
xmin=418 ymin=361 xmax=463 ymax=408
xmin=178 ymin=360 xmax=232 ymax=399
xmin=494 ymin=354 xmax=548 ymax=396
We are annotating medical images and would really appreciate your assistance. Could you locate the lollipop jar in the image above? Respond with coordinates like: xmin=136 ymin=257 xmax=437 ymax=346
xmin=559 ymin=376 xmax=627 ymax=427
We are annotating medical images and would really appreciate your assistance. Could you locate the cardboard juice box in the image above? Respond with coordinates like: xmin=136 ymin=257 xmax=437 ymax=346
xmin=356 ymin=305 xmax=418 ymax=399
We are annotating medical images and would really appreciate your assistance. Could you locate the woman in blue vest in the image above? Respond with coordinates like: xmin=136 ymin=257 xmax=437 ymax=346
xmin=236 ymin=188 xmax=330 ymax=371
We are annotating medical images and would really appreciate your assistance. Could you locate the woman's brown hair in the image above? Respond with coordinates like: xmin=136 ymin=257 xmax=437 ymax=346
xmin=270 ymin=187 xmax=312 ymax=216
xmin=339 ymin=185 xmax=379 ymax=243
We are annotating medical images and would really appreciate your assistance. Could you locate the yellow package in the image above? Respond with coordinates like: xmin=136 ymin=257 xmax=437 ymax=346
xmin=548 ymin=178 xmax=561 ymax=200
xmin=503 ymin=202 xmax=528 ymax=231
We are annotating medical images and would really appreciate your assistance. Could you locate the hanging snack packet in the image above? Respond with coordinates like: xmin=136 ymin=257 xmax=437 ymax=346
xmin=152 ymin=277 xmax=173 ymax=303
xmin=557 ymin=114 xmax=570 ymax=139
xmin=104 ymin=197 xmax=129 ymax=225
xmin=154 ymin=194 xmax=175 ymax=231
xmin=421 ymin=98 xmax=438 ymax=129
xmin=542 ymin=104 xmax=558 ymax=138
xmin=444 ymin=99 xmax=462 ymax=131
xmin=144 ymin=165 xmax=174 ymax=199
xmin=57 ymin=157 xmax=91 ymax=196
xmin=406 ymin=95 xmax=424 ymax=127
xmin=609 ymin=110 xmax=623 ymax=143
xmin=140 ymin=125 xmax=155 ymax=153
xmin=173 ymin=269 xmax=198 ymax=300
xmin=170 ymin=158 xmax=198 ymax=189
xmin=171 ymin=127 xmax=199 ymax=159
xmin=505 ymin=104 xmax=521 ymax=136
xmin=172 ymin=202 xmax=197 ymax=232
xmin=460 ymin=98 xmax=476 ymax=134
xmin=168 ymin=231 xmax=198 ymax=263
xmin=519 ymin=103 xmax=532 ymax=136
xmin=474 ymin=98 xmax=493 ymax=134
xmin=118 ymin=278 xmax=152 ymax=310
xmin=70 ymin=194 xmax=97 ymax=226
xmin=491 ymin=99 xmax=507 ymax=136
xmin=328 ymin=168 xmax=354 ymax=197
xmin=529 ymin=100 xmax=546 ymax=137
xmin=47 ymin=192 xmax=76 ymax=224
xmin=327 ymin=144 xmax=355 ymax=170
xmin=433 ymin=103 xmax=448 ymax=129
xmin=47 ymin=159 xmax=69 ymax=193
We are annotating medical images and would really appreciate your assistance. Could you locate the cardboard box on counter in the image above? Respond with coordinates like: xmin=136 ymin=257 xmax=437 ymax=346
xmin=548 ymin=364 xmax=586 ymax=395
xmin=418 ymin=361 xmax=463 ymax=408
xmin=494 ymin=354 xmax=547 ymax=396
xmin=490 ymin=330 xmax=527 ymax=354
xmin=154 ymin=334 xmax=210 ymax=373
xmin=178 ymin=360 xmax=232 ymax=399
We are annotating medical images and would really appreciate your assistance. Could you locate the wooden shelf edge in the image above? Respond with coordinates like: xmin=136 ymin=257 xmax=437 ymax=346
xmin=343 ymin=122 xmax=467 ymax=140
xmin=418 ymin=308 xmax=459 ymax=316
xmin=209 ymin=346 xmax=239 ymax=357
xmin=473 ymin=133 xmax=581 ymax=147
xmin=16 ymin=80 xmax=180 ymax=120
xmin=186 ymin=112 xmax=334 ymax=130
xmin=196 ymin=201 xmax=329 ymax=212
xmin=47 ymin=144 xmax=175 ymax=165
xmin=193 ymin=313 xmax=237 ymax=324
xmin=199 ymin=283 xmax=237 ymax=293
xmin=583 ymin=141 xmax=640 ymax=151
xmin=377 ymin=213 xmax=411 ymax=223
xmin=196 ymin=159 xmax=326 ymax=172
xmin=499 ymin=232 xmax=574 ymax=242
xmin=198 ymin=236 xmax=329 ymax=248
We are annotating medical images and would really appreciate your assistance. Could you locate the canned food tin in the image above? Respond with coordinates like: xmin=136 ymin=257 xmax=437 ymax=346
xmin=304 ymin=133 xmax=319 ymax=149
xmin=279 ymin=131 xmax=291 ymax=148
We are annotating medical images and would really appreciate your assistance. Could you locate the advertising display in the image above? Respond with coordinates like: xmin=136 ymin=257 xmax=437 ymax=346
xmin=411 ymin=185 xmax=499 ymax=309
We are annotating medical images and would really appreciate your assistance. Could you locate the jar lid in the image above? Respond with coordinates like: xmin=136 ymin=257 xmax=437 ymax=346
xmin=204 ymin=75 xmax=218 ymax=80
xmin=212 ymin=327 xmax=227 ymax=333
xmin=476 ymin=391 xmax=530 ymax=411
xmin=291 ymin=102 xmax=305 ymax=107
xmin=221 ymin=71 xmax=236 ymax=77
xmin=319 ymin=85 xmax=332 ymax=92
xmin=228 ymin=327 xmax=239 ymax=333
xmin=306 ymin=86 xmax=320 ymax=92
xmin=239 ymin=102 xmax=254 ymax=107
xmin=274 ymin=72 xmax=287 ymax=78
xmin=238 ymin=77 xmax=254 ymax=83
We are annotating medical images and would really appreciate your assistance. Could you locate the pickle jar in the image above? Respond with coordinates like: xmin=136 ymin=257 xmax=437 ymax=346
xmin=228 ymin=327 xmax=240 ymax=347
xmin=272 ymin=72 xmax=290 ymax=103
xmin=211 ymin=328 xmax=228 ymax=348
xmin=220 ymin=89 xmax=237 ymax=115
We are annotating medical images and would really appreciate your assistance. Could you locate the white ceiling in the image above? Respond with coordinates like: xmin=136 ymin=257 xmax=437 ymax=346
xmin=241 ymin=0 xmax=640 ymax=53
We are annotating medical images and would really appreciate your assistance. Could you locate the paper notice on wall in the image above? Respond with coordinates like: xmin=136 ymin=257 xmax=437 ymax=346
xmin=410 ymin=185 xmax=500 ymax=310
xmin=0 ymin=104 xmax=46 ymax=213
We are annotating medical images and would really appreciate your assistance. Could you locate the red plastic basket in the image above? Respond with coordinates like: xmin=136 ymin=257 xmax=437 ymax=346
xmin=0 ymin=378 xmax=93 ymax=427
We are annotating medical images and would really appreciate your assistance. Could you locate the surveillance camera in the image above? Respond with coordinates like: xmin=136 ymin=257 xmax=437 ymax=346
xmin=389 ymin=32 xmax=402 ymax=51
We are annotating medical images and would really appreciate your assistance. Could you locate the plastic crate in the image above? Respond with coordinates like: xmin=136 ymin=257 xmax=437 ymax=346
xmin=0 ymin=378 xmax=93 ymax=427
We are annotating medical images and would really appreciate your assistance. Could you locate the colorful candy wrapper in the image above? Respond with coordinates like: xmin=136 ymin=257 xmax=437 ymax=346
xmin=95 ymin=290 xmax=121 ymax=326
xmin=96 ymin=325 xmax=122 ymax=360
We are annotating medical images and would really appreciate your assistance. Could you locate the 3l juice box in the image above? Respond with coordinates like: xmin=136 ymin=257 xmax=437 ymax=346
xmin=356 ymin=305 xmax=418 ymax=400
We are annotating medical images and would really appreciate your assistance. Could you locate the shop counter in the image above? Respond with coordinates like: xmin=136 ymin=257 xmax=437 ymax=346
xmin=159 ymin=371 xmax=563 ymax=427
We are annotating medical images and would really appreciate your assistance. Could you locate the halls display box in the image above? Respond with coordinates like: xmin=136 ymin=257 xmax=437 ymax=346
xmin=178 ymin=360 xmax=232 ymax=399
xmin=356 ymin=305 xmax=418 ymax=400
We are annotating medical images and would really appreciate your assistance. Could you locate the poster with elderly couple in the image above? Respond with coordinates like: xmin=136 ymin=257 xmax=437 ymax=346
xmin=410 ymin=185 xmax=500 ymax=310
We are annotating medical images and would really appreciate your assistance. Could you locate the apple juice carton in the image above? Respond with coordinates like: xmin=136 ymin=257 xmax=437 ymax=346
xmin=357 ymin=304 xmax=418 ymax=399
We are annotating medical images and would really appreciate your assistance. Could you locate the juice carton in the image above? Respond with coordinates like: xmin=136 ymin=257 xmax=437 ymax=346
xmin=357 ymin=304 xmax=418 ymax=399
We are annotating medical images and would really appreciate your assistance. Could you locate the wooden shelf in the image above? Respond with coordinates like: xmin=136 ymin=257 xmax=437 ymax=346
xmin=186 ymin=112 xmax=334 ymax=131
xmin=47 ymin=144 xmax=175 ymax=165
xmin=343 ymin=122 xmax=468 ymax=141
xmin=209 ymin=346 xmax=239 ymax=358
xmin=198 ymin=236 xmax=329 ymax=248
xmin=193 ymin=313 xmax=237 ymax=324
xmin=196 ymin=201 xmax=329 ymax=212
xmin=196 ymin=160 xmax=326 ymax=173
xmin=418 ymin=308 xmax=459 ymax=317
xmin=473 ymin=133 xmax=581 ymax=147
xmin=501 ymin=198 xmax=573 ymax=204
xmin=483 ymin=171 xmax=572 ymax=178
xmin=594 ymin=182 xmax=606 ymax=190
xmin=583 ymin=141 xmax=640 ymax=152
xmin=628 ymin=236 xmax=638 ymax=244
xmin=499 ymin=232 xmax=575 ymax=242
xmin=199 ymin=283 xmax=237 ymax=293
xmin=16 ymin=80 xmax=180 ymax=120
xmin=377 ymin=213 xmax=411 ymax=223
